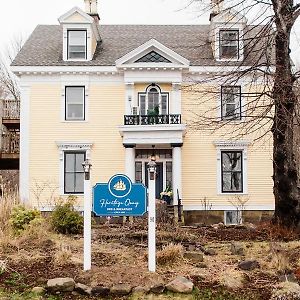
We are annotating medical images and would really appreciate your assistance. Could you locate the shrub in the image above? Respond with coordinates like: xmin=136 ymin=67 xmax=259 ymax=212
xmin=156 ymin=243 xmax=183 ymax=265
xmin=51 ymin=197 xmax=83 ymax=234
xmin=9 ymin=205 xmax=41 ymax=233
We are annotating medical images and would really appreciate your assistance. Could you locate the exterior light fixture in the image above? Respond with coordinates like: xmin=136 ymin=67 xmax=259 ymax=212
xmin=82 ymin=159 xmax=92 ymax=180
xmin=147 ymin=157 xmax=157 ymax=180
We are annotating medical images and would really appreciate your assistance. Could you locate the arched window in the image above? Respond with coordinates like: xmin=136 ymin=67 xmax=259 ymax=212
xmin=138 ymin=84 xmax=169 ymax=115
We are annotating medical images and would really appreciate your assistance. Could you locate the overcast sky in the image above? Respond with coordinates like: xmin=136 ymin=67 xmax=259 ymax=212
xmin=0 ymin=0 xmax=299 ymax=66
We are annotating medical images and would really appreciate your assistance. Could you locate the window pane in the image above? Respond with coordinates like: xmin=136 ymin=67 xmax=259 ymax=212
xmin=222 ymin=152 xmax=242 ymax=172
xmin=67 ymin=104 xmax=84 ymax=119
xmin=166 ymin=161 xmax=172 ymax=188
xmin=222 ymin=86 xmax=241 ymax=119
xmin=223 ymin=172 xmax=242 ymax=192
xmin=140 ymin=95 xmax=146 ymax=115
xmin=65 ymin=173 xmax=75 ymax=193
xmin=65 ymin=153 xmax=75 ymax=172
xmin=69 ymin=31 xmax=86 ymax=45
xmin=135 ymin=162 xmax=142 ymax=183
xmin=66 ymin=87 xmax=84 ymax=104
xmin=75 ymin=153 xmax=85 ymax=172
xmin=162 ymin=95 xmax=168 ymax=114
xmin=75 ymin=173 xmax=84 ymax=193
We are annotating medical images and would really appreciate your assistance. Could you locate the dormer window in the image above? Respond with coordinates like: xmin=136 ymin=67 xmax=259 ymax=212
xmin=219 ymin=29 xmax=239 ymax=60
xmin=67 ymin=30 xmax=87 ymax=60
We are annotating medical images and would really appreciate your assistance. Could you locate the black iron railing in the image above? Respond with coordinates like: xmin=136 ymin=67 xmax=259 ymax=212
xmin=124 ymin=114 xmax=181 ymax=125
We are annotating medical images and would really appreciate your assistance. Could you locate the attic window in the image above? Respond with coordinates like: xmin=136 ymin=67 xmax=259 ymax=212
xmin=219 ymin=29 xmax=239 ymax=59
xmin=135 ymin=51 xmax=171 ymax=63
xmin=68 ymin=30 xmax=87 ymax=60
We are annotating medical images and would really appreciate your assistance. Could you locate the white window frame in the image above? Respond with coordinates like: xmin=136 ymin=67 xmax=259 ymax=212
xmin=65 ymin=86 xmax=85 ymax=121
xmin=67 ymin=29 xmax=87 ymax=60
xmin=215 ymin=27 xmax=244 ymax=62
xmin=61 ymin=77 xmax=89 ymax=123
xmin=214 ymin=140 xmax=250 ymax=195
xmin=62 ymin=24 xmax=92 ymax=62
xmin=57 ymin=142 xmax=93 ymax=196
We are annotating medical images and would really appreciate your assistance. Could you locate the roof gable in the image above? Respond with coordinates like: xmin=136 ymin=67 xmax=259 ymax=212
xmin=115 ymin=38 xmax=190 ymax=67
xmin=58 ymin=7 xmax=94 ymax=24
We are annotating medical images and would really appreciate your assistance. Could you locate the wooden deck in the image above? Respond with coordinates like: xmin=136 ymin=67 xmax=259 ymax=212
xmin=0 ymin=100 xmax=20 ymax=170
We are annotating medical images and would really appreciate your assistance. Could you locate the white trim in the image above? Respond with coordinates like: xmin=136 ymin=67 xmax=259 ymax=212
xmin=183 ymin=204 xmax=275 ymax=211
xmin=58 ymin=7 xmax=94 ymax=24
xmin=119 ymin=124 xmax=186 ymax=145
xmin=61 ymin=78 xmax=90 ymax=122
xmin=56 ymin=142 xmax=93 ymax=195
xmin=19 ymin=84 xmax=31 ymax=204
xmin=116 ymin=39 xmax=190 ymax=67
xmin=39 ymin=205 xmax=84 ymax=212
xmin=214 ymin=140 xmax=250 ymax=195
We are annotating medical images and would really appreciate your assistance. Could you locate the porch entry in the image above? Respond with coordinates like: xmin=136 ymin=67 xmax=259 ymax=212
xmin=135 ymin=149 xmax=172 ymax=200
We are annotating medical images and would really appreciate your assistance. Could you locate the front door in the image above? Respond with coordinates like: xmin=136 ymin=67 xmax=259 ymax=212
xmin=145 ymin=162 xmax=163 ymax=199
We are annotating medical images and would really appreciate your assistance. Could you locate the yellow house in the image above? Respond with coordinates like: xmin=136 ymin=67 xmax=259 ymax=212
xmin=11 ymin=0 xmax=274 ymax=224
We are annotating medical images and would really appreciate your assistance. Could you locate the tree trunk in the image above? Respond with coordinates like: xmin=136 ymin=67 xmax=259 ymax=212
xmin=272 ymin=0 xmax=300 ymax=227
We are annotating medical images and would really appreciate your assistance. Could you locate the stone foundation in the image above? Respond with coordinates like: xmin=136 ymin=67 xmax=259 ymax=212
xmin=184 ymin=210 xmax=274 ymax=225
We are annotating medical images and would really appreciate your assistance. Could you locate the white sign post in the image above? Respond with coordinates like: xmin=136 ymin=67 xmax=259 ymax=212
xmin=82 ymin=160 xmax=92 ymax=271
xmin=147 ymin=159 xmax=156 ymax=272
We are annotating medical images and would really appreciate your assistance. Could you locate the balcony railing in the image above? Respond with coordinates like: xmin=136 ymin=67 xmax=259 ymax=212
xmin=124 ymin=114 xmax=181 ymax=126
xmin=2 ymin=100 xmax=20 ymax=120
xmin=1 ymin=131 xmax=20 ymax=154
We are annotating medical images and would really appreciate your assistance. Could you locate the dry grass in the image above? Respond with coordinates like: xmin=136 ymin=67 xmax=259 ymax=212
xmin=0 ymin=182 xmax=19 ymax=234
xmin=156 ymin=243 xmax=183 ymax=265
xmin=54 ymin=243 xmax=73 ymax=266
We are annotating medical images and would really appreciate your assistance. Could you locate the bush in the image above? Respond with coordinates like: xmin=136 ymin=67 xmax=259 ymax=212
xmin=9 ymin=206 xmax=41 ymax=233
xmin=156 ymin=243 xmax=183 ymax=265
xmin=51 ymin=197 xmax=83 ymax=234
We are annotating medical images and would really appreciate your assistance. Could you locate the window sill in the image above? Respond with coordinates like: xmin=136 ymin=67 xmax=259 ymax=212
xmin=216 ymin=58 xmax=243 ymax=62
xmin=218 ymin=192 xmax=248 ymax=196
xmin=61 ymin=120 xmax=89 ymax=123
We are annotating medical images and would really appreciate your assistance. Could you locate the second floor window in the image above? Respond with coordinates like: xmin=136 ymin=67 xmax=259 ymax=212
xmin=138 ymin=85 xmax=169 ymax=115
xmin=221 ymin=86 xmax=241 ymax=120
xmin=65 ymin=86 xmax=85 ymax=121
xmin=219 ymin=29 xmax=239 ymax=60
xmin=68 ymin=30 xmax=87 ymax=60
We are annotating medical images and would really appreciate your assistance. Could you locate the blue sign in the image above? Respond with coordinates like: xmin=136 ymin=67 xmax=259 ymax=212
xmin=93 ymin=174 xmax=147 ymax=217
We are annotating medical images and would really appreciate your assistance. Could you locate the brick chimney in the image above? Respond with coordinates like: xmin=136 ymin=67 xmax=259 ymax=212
xmin=84 ymin=0 xmax=100 ymax=24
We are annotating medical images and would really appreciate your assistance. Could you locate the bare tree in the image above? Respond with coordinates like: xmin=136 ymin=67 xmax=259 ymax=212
xmin=0 ymin=35 xmax=23 ymax=101
xmin=184 ymin=0 xmax=300 ymax=227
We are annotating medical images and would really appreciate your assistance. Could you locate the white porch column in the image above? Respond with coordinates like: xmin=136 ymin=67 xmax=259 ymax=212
xmin=20 ymin=83 xmax=31 ymax=204
xmin=124 ymin=144 xmax=135 ymax=182
xmin=125 ymin=82 xmax=134 ymax=115
xmin=172 ymin=143 xmax=183 ymax=205
xmin=171 ymin=83 xmax=181 ymax=115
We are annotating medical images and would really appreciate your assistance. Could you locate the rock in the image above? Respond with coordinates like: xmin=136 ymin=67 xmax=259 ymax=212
xmin=244 ymin=223 xmax=257 ymax=231
xmin=132 ymin=286 xmax=150 ymax=294
xmin=150 ymin=283 xmax=165 ymax=294
xmin=278 ymin=274 xmax=298 ymax=283
xmin=110 ymin=284 xmax=132 ymax=295
xmin=184 ymin=251 xmax=204 ymax=262
xmin=47 ymin=277 xmax=75 ymax=293
xmin=75 ymin=283 xmax=92 ymax=295
xmin=91 ymin=285 xmax=110 ymax=296
xmin=166 ymin=276 xmax=194 ymax=294
xmin=196 ymin=262 xmax=208 ymax=268
xmin=220 ymin=271 xmax=244 ymax=289
xmin=230 ymin=242 xmax=245 ymax=256
xmin=238 ymin=260 xmax=260 ymax=271
xmin=204 ymin=248 xmax=216 ymax=256
xmin=188 ymin=244 xmax=196 ymax=251
xmin=32 ymin=287 xmax=46 ymax=295
xmin=271 ymin=282 xmax=300 ymax=299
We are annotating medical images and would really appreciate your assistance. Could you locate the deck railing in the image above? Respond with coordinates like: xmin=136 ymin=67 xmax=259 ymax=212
xmin=124 ymin=114 xmax=181 ymax=125
xmin=1 ymin=131 xmax=20 ymax=154
xmin=2 ymin=100 xmax=20 ymax=120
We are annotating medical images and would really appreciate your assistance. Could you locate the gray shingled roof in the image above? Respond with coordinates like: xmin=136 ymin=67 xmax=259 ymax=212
xmin=12 ymin=24 xmax=270 ymax=67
